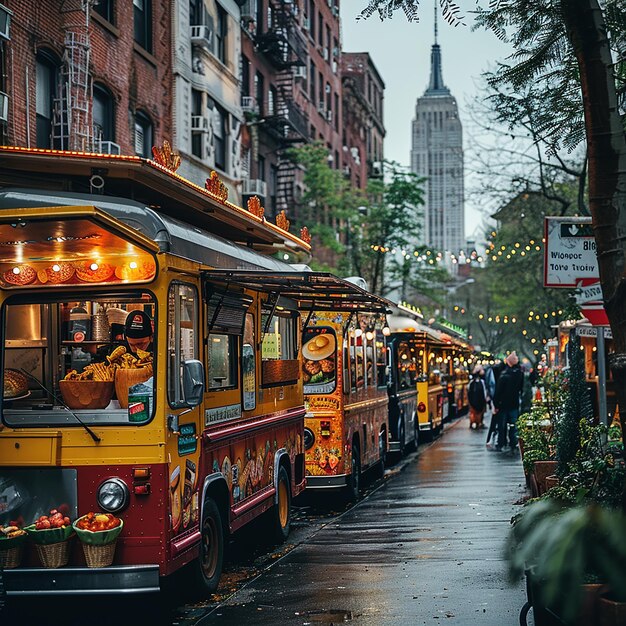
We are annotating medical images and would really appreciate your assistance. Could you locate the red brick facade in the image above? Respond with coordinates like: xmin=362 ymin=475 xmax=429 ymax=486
xmin=1 ymin=0 xmax=171 ymax=155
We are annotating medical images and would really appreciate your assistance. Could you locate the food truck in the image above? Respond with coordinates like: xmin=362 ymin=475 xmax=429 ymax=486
xmin=301 ymin=289 xmax=391 ymax=501
xmin=0 ymin=147 xmax=370 ymax=596
xmin=385 ymin=303 xmax=421 ymax=454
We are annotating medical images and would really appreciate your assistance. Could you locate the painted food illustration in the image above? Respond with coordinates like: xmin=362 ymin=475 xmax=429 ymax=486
xmin=302 ymin=331 xmax=336 ymax=386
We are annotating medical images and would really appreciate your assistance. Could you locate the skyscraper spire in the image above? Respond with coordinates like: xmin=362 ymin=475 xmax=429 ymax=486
xmin=426 ymin=3 xmax=449 ymax=94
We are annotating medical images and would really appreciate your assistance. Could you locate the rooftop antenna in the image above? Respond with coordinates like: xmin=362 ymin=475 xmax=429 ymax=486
xmin=434 ymin=0 xmax=438 ymax=45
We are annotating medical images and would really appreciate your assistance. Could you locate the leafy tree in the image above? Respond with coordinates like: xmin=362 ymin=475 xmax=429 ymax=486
xmin=357 ymin=0 xmax=626 ymax=509
xmin=287 ymin=142 xmax=363 ymax=273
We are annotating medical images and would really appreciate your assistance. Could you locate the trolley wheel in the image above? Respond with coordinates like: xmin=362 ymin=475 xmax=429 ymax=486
xmin=271 ymin=465 xmax=292 ymax=544
xmin=191 ymin=498 xmax=224 ymax=595
xmin=346 ymin=443 xmax=361 ymax=502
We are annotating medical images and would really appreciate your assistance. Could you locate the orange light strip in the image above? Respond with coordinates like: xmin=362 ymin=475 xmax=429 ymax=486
xmin=0 ymin=146 xmax=311 ymax=251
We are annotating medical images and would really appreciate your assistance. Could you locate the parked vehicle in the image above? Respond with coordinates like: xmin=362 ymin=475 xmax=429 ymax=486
xmin=0 ymin=147 xmax=370 ymax=597
xmin=302 ymin=295 xmax=391 ymax=501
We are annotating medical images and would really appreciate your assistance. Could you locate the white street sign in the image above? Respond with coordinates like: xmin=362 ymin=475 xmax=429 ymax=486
xmin=575 ymin=281 xmax=603 ymax=304
xmin=544 ymin=217 xmax=599 ymax=288
xmin=576 ymin=325 xmax=612 ymax=339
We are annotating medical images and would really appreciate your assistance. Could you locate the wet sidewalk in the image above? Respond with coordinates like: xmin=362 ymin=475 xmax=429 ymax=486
xmin=198 ymin=414 xmax=530 ymax=625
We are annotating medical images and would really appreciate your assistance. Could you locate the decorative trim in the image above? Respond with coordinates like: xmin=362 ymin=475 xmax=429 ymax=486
xmin=205 ymin=170 xmax=229 ymax=203
xmin=247 ymin=195 xmax=265 ymax=219
xmin=276 ymin=210 xmax=290 ymax=232
xmin=151 ymin=141 xmax=181 ymax=172
xmin=300 ymin=226 xmax=311 ymax=244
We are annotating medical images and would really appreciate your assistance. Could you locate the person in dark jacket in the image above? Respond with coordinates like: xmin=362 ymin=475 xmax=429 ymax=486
xmin=491 ymin=352 xmax=524 ymax=452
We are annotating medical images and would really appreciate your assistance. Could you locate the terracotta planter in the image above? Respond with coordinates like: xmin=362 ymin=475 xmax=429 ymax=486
xmin=599 ymin=591 xmax=626 ymax=626
xmin=532 ymin=460 xmax=557 ymax=496
xmin=544 ymin=475 xmax=560 ymax=491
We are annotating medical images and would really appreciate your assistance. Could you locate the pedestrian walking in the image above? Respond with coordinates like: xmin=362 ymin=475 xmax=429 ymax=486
xmin=484 ymin=359 xmax=504 ymax=447
xmin=491 ymin=352 xmax=524 ymax=452
xmin=468 ymin=365 xmax=487 ymax=429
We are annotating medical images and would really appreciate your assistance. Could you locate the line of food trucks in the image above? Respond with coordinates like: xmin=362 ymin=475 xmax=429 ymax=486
xmin=0 ymin=147 xmax=472 ymax=598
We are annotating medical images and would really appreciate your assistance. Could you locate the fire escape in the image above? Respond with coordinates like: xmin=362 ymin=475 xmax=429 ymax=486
xmin=254 ymin=0 xmax=308 ymax=218
xmin=53 ymin=2 xmax=93 ymax=152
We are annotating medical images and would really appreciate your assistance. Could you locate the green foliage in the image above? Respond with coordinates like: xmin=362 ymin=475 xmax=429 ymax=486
xmin=518 ymin=404 xmax=554 ymax=474
xmin=553 ymin=420 xmax=625 ymax=509
xmin=557 ymin=335 xmax=593 ymax=478
xmin=507 ymin=500 xmax=626 ymax=622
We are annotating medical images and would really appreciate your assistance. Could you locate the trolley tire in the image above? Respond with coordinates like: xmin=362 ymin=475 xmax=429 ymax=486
xmin=346 ymin=443 xmax=361 ymax=502
xmin=191 ymin=498 xmax=224 ymax=595
xmin=271 ymin=465 xmax=292 ymax=544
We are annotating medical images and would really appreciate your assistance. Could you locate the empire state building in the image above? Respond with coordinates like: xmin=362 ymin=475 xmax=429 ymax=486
xmin=410 ymin=19 xmax=465 ymax=255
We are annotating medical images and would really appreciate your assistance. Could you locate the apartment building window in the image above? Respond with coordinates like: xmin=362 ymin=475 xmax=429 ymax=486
xmin=189 ymin=0 xmax=202 ymax=26
xmin=317 ymin=12 xmax=323 ymax=46
xmin=241 ymin=55 xmax=251 ymax=96
xmin=94 ymin=0 xmax=114 ymax=24
xmin=191 ymin=89 xmax=203 ymax=159
xmin=215 ymin=3 xmax=227 ymax=64
xmin=133 ymin=0 xmax=152 ymax=52
xmin=325 ymin=25 xmax=331 ymax=61
xmin=134 ymin=110 xmax=153 ymax=158
xmin=35 ymin=50 xmax=60 ymax=149
xmin=333 ymin=92 xmax=339 ymax=131
xmin=257 ymin=155 xmax=266 ymax=181
xmin=268 ymin=86 xmax=277 ymax=116
xmin=318 ymin=71 xmax=324 ymax=110
xmin=325 ymin=83 xmax=331 ymax=113
xmin=213 ymin=105 xmax=226 ymax=171
xmin=256 ymin=0 xmax=264 ymax=34
xmin=309 ymin=0 xmax=315 ymax=39
xmin=309 ymin=60 xmax=316 ymax=101
xmin=255 ymin=71 xmax=264 ymax=116
xmin=93 ymin=83 xmax=115 ymax=144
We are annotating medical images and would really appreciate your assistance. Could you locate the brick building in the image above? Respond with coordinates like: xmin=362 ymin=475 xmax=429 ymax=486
xmin=239 ymin=0 xmax=342 ymax=223
xmin=173 ymin=0 xmax=243 ymax=200
xmin=341 ymin=52 xmax=385 ymax=190
xmin=0 ymin=0 xmax=171 ymax=158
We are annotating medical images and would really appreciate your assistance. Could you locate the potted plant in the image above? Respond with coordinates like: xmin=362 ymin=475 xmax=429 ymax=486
xmin=518 ymin=404 xmax=556 ymax=496
xmin=508 ymin=499 xmax=626 ymax=625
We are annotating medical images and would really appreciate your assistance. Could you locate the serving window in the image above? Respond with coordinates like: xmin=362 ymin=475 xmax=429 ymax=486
xmin=261 ymin=307 xmax=299 ymax=386
xmin=2 ymin=291 xmax=156 ymax=427
xmin=397 ymin=340 xmax=419 ymax=389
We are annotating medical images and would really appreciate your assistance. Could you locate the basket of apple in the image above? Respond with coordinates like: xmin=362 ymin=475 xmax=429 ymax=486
xmin=73 ymin=512 xmax=123 ymax=568
xmin=25 ymin=508 xmax=74 ymax=568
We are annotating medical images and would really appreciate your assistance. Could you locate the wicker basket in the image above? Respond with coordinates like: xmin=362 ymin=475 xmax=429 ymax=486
xmin=35 ymin=539 xmax=71 ymax=568
xmin=81 ymin=539 xmax=118 ymax=568
xmin=115 ymin=367 xmax=153 ymax=409
xmin=0 ymin=543 xmax=23 ymax=569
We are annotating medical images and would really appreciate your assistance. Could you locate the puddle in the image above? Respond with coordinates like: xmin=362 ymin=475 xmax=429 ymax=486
xmin=299 ymin=609 xmax=354 ymax=622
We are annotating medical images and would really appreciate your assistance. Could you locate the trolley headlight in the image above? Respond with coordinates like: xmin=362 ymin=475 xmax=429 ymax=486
xmin=304 ymin=427 xmax=315 ymax=450
xmin=417 ymin=402 xmax=427 ymax=413
xmin=97 ymin=477 xmax=130 ymax=513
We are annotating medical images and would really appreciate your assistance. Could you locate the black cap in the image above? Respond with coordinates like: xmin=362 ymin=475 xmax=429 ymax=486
xmin=124 ymin=310 xmax=153 ymax=339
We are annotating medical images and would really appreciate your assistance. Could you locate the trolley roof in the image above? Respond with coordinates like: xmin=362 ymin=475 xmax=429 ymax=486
xmin=201 ymin=270 xmax=392 ymax=313
xmin=0 ymin=147 xmax=310 ymax=255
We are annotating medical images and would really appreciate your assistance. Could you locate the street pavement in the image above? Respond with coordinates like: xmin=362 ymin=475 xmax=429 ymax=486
xmin=196 ymin=413 xmax=530 ymax=625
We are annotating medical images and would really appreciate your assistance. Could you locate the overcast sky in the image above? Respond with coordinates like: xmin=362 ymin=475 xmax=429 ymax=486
xmin=340 ymin=4 xmax=513 ymax=239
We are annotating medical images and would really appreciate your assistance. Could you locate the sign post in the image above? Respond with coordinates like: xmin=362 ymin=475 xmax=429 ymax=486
xmin=545 ymin=216 xmax=609 ymax=424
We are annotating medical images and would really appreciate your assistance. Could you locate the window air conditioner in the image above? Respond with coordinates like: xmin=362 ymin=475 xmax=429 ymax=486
xmin=293 ymin=66 xmax=307 ymax=80
xmin=190 ymin=25 xmax=213 ymax=53
xmin=100 ymin=141 xmax=121 ymax=155
xmin=191 ymin=115 xmax=210 ymax=132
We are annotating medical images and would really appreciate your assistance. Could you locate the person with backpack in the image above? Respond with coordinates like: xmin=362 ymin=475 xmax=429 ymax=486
xmin=468 ymin=365 xmax=487 ymax=429
xmin=491 ymin=352 xmax=524 ymax=452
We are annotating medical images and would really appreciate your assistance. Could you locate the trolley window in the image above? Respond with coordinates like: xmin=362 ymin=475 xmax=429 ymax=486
xmin=168 ymin=282 xmax=199 ymax=407
xmin=2 ymin=292 xmax=156 ymax=427
xmin=261 ymin=307 xmax=299 ymax=386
